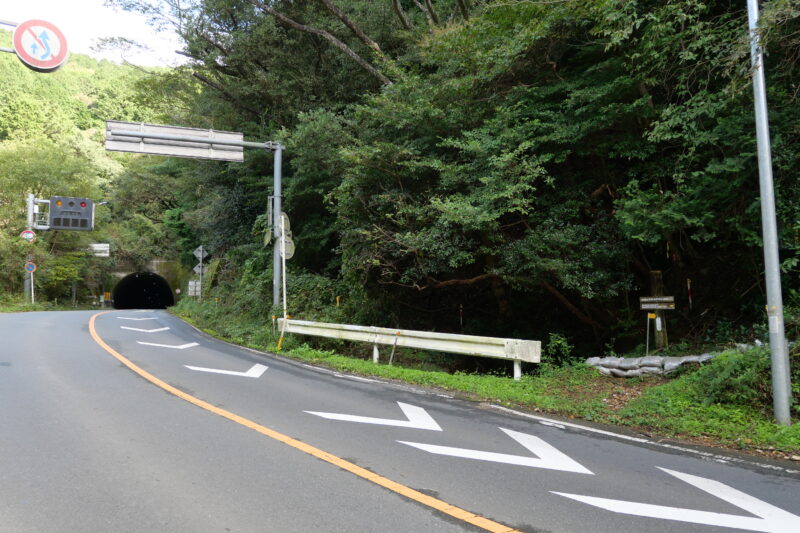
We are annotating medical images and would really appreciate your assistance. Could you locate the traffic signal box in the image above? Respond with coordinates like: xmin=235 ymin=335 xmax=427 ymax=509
xmin=48 ymin=196 xmax=94 ymax=231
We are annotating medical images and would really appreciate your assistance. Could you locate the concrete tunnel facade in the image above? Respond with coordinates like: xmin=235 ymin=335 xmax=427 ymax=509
xmin=112 ymin=272 xmax=175 ymax=309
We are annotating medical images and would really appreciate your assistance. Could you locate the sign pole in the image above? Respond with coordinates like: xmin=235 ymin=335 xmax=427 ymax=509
xmin=649 ymin=271 xmax=668 ymax=350
xmin=24 ymin=194 xmax=33 ymax=303
xmin=747 ymin=0 xmax=792 ymax=425
xmin=30 ymin=271 xmax=34 ymax=304
xmin=281 ymin=216 xmax=288 ymax=318
xmin=273 ymin=144 xmax=283 ymax=309
xmin=199 ymin=245 xmax=204 ymax=302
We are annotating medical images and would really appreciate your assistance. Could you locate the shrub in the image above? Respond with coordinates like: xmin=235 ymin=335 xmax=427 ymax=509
xmin=689 ymin=347 xmax=799 ymax=416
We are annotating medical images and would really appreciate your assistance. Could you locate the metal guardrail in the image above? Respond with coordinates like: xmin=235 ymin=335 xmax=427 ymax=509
xmin=277 ymin=318 xmax=540 ymax=380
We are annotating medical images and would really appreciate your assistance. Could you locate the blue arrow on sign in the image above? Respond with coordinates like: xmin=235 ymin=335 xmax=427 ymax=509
xmin=38 ymin=31 xmax=52 ymax=60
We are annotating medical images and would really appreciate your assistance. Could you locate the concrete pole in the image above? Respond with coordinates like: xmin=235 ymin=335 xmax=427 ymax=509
xmin=272 ymin=144 xmax=283 ymax=308
xmin=747 ymin=0 xmax=792 ymax=425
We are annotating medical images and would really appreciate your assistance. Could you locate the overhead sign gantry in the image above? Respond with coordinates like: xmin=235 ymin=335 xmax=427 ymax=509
xmin=104 ymin=121 xmax=285 ymax=309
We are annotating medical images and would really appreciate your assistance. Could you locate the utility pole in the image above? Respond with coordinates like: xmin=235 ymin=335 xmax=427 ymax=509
xmin=747 ymin=0 xmax=792 ymax=426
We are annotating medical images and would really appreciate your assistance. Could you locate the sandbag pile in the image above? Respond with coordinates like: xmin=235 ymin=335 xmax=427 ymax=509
xmin=584 ymin=340 xmax=795 ymax=377
xmin=585 ymin=354 xmax=716 ymax=377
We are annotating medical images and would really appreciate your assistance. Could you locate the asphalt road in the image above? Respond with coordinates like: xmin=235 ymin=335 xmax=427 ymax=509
xmin=1 ymin=310 xmax=798 ymax=533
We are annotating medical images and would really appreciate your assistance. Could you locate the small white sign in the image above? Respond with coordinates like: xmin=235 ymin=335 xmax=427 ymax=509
xmin=280 ymin=212 xmax=291 ymax=234
xmin=89 ymin=243 xmax=110 ymax=257
xmin=281 ymin=238 xmax=295 ymax=260
xmin=188 ymin=280 xmax=201 ymax=296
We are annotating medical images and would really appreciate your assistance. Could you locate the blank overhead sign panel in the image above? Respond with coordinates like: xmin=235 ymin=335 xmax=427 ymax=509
xmin=105 ymin=120 xmax=244 ymax=161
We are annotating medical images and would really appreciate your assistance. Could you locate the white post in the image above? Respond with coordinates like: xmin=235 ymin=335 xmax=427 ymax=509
xmin=513 ymin=361 xmax=521 ymax=381
xmin=373 ymin=344 xmax=379 ymax=364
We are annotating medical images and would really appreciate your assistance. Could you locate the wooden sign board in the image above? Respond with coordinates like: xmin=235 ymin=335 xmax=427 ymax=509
xmin=640 ymin=296 xmax=675 ymax=310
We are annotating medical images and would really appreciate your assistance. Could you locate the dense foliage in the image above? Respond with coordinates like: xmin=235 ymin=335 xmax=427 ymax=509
xmin=3 ymin=1 xmax=800 ymax=357
xmin=0 ymin=35 xmax=184 ymax=302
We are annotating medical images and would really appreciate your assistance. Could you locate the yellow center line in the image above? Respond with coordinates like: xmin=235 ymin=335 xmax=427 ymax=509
xmin=89 ymin=312 xmax=521 ymax=533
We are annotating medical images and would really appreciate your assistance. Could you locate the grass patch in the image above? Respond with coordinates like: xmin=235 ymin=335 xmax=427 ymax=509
xmin=170 ymin=299 xmax=800 ymax=457
xmin=0 ymin=297 xmax=93 ymax=313
xmin=619 ymin=350 xmax=800 ymax=451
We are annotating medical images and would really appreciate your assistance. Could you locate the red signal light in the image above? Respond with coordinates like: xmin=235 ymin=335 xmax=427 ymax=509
xmin=80 ymin=201 xmax=87 ymax=208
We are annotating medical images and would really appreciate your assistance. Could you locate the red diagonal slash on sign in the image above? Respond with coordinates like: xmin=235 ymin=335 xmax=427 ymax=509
xmin=26 ymin=27 xmax=46 ymax=53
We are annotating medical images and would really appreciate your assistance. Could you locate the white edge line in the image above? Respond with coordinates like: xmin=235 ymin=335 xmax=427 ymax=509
xmin=336 ymin=374 xmax=381 ymax=383
xmin=490 ymin=405 xmax=800 ymax=475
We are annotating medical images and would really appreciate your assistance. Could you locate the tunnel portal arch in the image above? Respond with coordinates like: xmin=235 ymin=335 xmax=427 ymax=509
xmin=112 ymin=272 xmax=175 ymax=309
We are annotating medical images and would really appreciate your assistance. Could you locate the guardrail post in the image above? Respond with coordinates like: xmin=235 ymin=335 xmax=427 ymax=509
xmin=514 ymin=361 xmax=521 ymax=381
xmin=373 ymin=344 xmax=379 ymax=364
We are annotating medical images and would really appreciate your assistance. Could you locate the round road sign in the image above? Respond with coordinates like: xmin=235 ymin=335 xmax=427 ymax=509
xmin=24 ymin=262 xmax=37 ymax=273
xmin=13 ymin=20 xmax=69 ymax=72
xmin=281 ymin=238 xmax=295 ymax=260
xmin=20 ymin=230 xmax=37 ymax=243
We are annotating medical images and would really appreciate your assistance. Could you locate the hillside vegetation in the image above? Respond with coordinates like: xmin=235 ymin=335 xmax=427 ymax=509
xmin=91 ymin=0 xmax=800 ymax=354
xmin=2 ymin=2 xmax=799 ymax=445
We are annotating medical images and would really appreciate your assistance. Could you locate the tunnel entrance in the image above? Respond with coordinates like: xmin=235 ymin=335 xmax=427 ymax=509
xmin=112 ymin=272 xmax=175 ymax=309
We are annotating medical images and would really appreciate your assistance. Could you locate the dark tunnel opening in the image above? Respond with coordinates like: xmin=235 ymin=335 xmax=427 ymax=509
xmin=112 ymin=272 xmax=175 ymax=309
